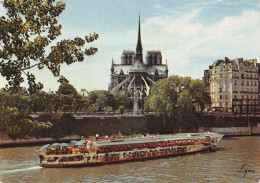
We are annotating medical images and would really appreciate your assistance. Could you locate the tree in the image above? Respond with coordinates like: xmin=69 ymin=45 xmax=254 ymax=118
xmin=147 ymin=75 xmax=181 ymax=116
xmin=146 ymin=75 xmax=211 ymax=117
xmin=57 ymin=83 xmax=78 ymax=96
xmin=119 ymin=105 xmax=125 ymax=114
xmin=87 ymin=90 xmax=116 ymax=112
xmin=189 ymin=79 xmax=211 ymax=112
xmin=0 ymin=0 xmax=99 ymax=93
xmin=30 ymin=91 xmax=55 ymax=113
xmin=0 ymin=107 xmax=53 ymax=139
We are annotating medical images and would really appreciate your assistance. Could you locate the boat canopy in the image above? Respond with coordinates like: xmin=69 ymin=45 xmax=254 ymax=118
xmin=70 ymin=140 xmax=78 ymax=143
xmin=51 ymin=143 xmax=60 ymax=147
xmin=60 ymin=143 xmax=69 ymax=147
xmin=92 ymin=134 xmax=206 ymax=147
xmin=75 ymin=141 xmax=85 ymax=146
xmin=39 ymin=144 xmax=50 ymax=151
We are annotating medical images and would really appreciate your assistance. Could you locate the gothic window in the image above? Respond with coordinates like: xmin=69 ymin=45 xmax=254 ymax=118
xmin=154 ymin=55 xmax=157 ymax=65
xmin=149 ymin=55 xmax=153 ymax=65
xmin=129 ymin=56 xmax=132 ymax=65
xmin=125 ymin=55 xmax=128 ymax=65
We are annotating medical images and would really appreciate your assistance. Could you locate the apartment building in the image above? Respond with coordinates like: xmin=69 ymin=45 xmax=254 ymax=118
xmin=204 ymin=57 xmax=259 ymax=113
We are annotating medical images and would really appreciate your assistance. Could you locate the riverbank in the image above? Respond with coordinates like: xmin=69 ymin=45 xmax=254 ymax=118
xmin=0 ymin=133 xmax=81 ymax=147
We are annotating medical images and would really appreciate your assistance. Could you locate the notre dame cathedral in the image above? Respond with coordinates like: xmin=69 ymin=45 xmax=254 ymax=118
xmin=108 ymin=16 xmax=168 ymax=113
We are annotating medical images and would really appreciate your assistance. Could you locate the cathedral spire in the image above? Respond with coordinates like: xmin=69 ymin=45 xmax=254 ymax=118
xmin=136 ymin=14 xmax=143 ymax=63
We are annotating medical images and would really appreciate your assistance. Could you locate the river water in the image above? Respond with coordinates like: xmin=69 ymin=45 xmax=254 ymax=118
xmin=0 ymin=136 xmax=259 ymax=183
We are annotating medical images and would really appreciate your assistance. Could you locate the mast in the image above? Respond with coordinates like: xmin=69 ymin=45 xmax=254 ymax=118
xmin=135 ymin=14 xmax=143 ymax=63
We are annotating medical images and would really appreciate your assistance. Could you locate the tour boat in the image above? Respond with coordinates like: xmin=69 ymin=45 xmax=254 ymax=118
xmin=38 ymin=132 xmax=224 ymax=168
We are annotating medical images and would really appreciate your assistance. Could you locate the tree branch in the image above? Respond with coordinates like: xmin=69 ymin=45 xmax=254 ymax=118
xmin=21 ymin=63 xmax=41 ymax=71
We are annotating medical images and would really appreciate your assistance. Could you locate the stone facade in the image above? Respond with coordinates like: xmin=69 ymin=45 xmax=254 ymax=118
xmin=108 ymin=16 xmax=168 ymax=113
xmin=204 ymin=57 xmax=260 ymax=113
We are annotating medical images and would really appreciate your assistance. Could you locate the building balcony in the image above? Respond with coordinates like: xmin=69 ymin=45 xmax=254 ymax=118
xmin=240 ymin=91 xmax=259 ymax=94
xmin=246 ymin=77 xmax=259 ymax=80
xmin=245 ymin=70 xmax=258 ymax=73
xmin=218 ymin=91 xmax=229 ymax=93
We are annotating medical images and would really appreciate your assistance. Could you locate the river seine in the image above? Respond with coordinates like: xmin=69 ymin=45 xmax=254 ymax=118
xmin=0 ymin=136 xmax=259 ymax=183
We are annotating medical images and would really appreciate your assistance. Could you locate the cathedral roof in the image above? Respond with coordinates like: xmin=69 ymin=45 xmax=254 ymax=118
xmin=129 ymin=59 xmax=147 ymax=73
xmin=112 ymin=64 xmax=167 ymax=76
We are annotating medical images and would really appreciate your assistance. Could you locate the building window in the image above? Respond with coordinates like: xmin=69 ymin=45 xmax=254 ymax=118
xmin=219 ymin=88 xmax=222 ymax=92
xmin=225 ymin=102 xmax=228 ymax=106
xmin=225 ymin=95 xmax=228 ymax=99
xmin=241 ymin=81 xmax=244 ymax=86
xmin=220 ymin=95 xmax=222 ymax=99
xmin=241 ymin=95 xmax=244 ymax=99
xmin=219 ymin=102 xmax=222 ymax=107
xmin=255 ymin=81 xmax=257 ymax=86
xmin=154 ymin=55 xmax=157 ymax=65
xmin=220 ymin=74 xmax=223 ymax=78
xmin=234 ymin=95 xmax=237 ymax=99
xmin=234 ymin=80 xmax=237 ymax=85
xmin=241 ymin=74 xmax=244 ymax=79
xmin=251 ymin=81 xmax=253 ymax=86
xmin=247 ymin=81 xmax=249 ymax=86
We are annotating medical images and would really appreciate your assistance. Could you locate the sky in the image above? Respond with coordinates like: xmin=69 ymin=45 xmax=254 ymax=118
xmin=1 ymin=0 xmax=260 ymax=92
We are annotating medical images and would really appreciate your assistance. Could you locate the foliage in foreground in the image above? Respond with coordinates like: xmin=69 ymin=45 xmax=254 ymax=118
xmin=0 ymin=0 xmax=98 ymax=93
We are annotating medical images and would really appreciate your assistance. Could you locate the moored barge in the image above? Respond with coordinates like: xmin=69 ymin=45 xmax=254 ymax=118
xmin=38 ymin=132 xmax=224 ymax=168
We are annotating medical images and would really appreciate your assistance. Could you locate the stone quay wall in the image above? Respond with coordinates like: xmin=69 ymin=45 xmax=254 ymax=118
xmin=1 ymin=114 xmax=259 ymax=146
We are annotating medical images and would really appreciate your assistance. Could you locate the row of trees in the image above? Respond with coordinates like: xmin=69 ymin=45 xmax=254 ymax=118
xmin=0 ymin=81 xmax=134 ymax=138
xmin=0 ymin=76 xmax=211 ymax=138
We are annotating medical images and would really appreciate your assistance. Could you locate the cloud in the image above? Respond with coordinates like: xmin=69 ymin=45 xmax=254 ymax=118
xmin=138 ymin=9 xmax=260 ymax=78
xmin=1 ymin=1 xmax=260 ymax=91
